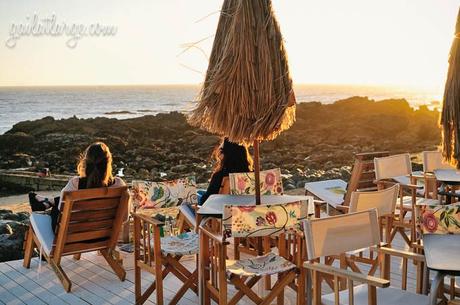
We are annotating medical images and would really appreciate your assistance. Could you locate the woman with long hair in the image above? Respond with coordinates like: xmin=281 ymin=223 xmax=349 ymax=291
xmin=29 ymin=142 xmax=125 ymax=231
xmin=199 ymin=138 xmax=253 ymax=204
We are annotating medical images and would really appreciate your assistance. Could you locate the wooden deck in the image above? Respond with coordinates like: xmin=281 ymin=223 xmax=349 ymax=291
xmin=0 ymin=234 xmax=449 ymax=305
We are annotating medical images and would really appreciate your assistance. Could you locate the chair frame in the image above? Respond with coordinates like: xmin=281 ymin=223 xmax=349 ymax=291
xmin=199 ymin=206 xmax=306 ymax=305
xmin=23 ymin=186 xmax=129 ymax=292
xmin=303 ymin=210 xmax=427 ymax=305
xmin=132 ymin=212 xmax=198 ymax=305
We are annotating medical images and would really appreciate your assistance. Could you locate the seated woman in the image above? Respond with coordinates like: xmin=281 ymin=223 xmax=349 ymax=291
xmin=199 ymin=138 xmax=253 ymax=204
xmin=28 ymin=142 xmax=125 ymax=231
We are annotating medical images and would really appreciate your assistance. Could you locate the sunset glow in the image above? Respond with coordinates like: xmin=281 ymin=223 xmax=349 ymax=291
xmin=0 ymin=0 xmax=458 ymax=90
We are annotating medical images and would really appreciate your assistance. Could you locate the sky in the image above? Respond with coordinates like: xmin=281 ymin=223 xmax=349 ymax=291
xmin=0 ymin=0 xmax=459 ymax=89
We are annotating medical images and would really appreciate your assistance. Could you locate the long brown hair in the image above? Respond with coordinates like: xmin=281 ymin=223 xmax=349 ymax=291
xmin=212 ymin=138 xmax=253 ymax=173
xmin=77 ymin=142 xmax=114 ymax=189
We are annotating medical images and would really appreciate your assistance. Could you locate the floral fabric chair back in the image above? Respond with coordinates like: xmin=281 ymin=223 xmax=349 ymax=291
xmin=131 ymin=176 xmax=198 ymax=210
xmin=229 ymin=168 xmax=283 ymax=195
xmin=222 ymin=201 xmax=308 ymax=239
xmin=418 ymin=204 xmax=460 ymax=234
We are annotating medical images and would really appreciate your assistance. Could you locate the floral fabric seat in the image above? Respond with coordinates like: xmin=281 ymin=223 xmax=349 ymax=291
xmin=226 ymin=252 xmax=296 ymax=277
xmin=419 ymin=204 xmax=460 ymax=234
xmin=159 ymin=232 xmax=199 ymax=256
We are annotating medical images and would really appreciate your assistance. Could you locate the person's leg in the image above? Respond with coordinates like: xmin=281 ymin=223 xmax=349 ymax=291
xmin=50 ymin=202 xmax=60 ymax=232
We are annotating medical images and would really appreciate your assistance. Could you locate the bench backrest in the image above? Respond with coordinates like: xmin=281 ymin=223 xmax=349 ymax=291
xmin=53 ymin=186 xmax=129 ymax=258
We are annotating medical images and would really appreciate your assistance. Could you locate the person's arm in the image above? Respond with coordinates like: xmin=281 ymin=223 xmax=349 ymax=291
xmin=200 ymin=171 xmax=225 ymax=205
xmin=58 ymin=177 xmax=79 ymax=209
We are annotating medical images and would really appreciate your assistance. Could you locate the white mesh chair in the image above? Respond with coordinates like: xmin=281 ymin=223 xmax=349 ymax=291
xmin=374 ymin=154 xmax=438 ymax=246
xmin=349 ymin=184 xmax=399 ymax=244
xmin=302 ymin=210 xmax=428 ymax=305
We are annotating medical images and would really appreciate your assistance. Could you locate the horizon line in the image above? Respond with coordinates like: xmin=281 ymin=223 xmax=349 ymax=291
xmin=0 ymin=82 xmax=442 ymax=90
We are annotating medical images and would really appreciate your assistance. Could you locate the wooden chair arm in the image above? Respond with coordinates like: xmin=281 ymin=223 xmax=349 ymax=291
xmin=132 ymin=212 xmax=164 ymax=226
xmin=303 ymin=261 xmax=390 ymax=288
xmin=399 ymin=183 xmax=423 ymax=190
xmin=374 ymin=246 xmax=425 ymax=262
xmin=199 ymin=218 xmax=226 ymax=244
xmin=335 ymin=205 xmax=350 ymax=212
xmin=374 ymin=180 xmax=398 ymax=188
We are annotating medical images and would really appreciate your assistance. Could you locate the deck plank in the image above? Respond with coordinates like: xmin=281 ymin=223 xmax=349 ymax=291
xmin=0 ymin=232 xmax=454 ymax=305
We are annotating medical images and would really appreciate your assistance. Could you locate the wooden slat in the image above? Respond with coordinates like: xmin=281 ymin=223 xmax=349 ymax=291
xmin=360 ymin=160 xmax=376 ymax=172
xmin=66 ymin=229 xmax=112 ymax=243
xmin=357 ymin=179 xmax=376 ymax=189
xmin=70 ymin=208 xmax=117 ymax=222
xmin=62 ymin=186 xmax=127 ymax=201
xmin=67 ymin=219 xmax=113 ymax=233
xmin=72 ymin=198 xmax=120 ymax=211
xmin=62 ymin=240 xmax=108 ymax=254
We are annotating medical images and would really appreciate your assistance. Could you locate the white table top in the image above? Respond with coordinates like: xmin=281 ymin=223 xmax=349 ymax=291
xmin=434 ymin=169 xmax=460 ymax=183
xmin=423 ymin=234 xmax=460 ymax=274
xmin=198 ymin=194 xmax=314 ymax=216
xmin=304 ymin=179 xmax=346 ymax=208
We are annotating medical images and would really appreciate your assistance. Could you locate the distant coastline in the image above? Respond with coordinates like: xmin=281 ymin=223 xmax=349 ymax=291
xmin=0 ymin=84 xmax=442 ymax=134
xmin=0 ymin=96 xmax=441 ymax=194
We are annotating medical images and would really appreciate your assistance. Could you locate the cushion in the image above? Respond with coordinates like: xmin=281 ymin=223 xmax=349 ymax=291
xmin=226 ymin=252 xmax=296 ymax=277
xmin=179 ymin=203 xmax=196 ymax=229
xmin=160 ymin=232 xmax=199 ymax=256
xmin=322 ymin=284 xmax=429 ymax=305
xmin=30 ymin=213 xmax=55 ymax=255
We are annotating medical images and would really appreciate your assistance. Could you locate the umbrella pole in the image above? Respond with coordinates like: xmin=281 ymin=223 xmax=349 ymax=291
xmin=254 ymin=140 xmax=261 ymax=205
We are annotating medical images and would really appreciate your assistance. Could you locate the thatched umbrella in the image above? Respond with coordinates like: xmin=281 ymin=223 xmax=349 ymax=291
xmin=441 ymin=8 xmax=460 ymax=168
xmin=188 ymin=0 xmax=296 ymax=204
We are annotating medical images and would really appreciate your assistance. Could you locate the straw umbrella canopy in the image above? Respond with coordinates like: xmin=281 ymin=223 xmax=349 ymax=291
xmin=441 ymin=8 xmax=460 ymax=168
xmin=188 ymin=0 xmax=296 ymax=203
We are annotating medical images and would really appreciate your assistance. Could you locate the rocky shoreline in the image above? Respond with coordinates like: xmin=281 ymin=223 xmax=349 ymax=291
xmin=0 ymin=96 xmax=441 ymax=190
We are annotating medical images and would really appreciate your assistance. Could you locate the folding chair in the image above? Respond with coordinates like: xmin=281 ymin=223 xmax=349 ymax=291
xmin=199 ymin=201 xmax=309 ymax=305
xmin=228 ymin=168 xmax=284 ymax=258
xmin=330 ymin=184 xmax=400 ymax=279
xmin=131 ymin=176 xmax=198 ymax=232
xmin=374 ymin=153 xmax=438 ymax=247
xmin=23 ymin=187 xmax=129 ymax=292
xmin=133 ymin=212 xmax=199 ymax=305
xmin=303 ymin=210 xmax=429 ymax=305
xmin=416 ymin=204 xmax=460 ymax=301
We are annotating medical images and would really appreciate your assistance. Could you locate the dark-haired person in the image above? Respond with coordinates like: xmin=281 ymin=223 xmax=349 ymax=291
xmin=199 ymin=138 xmax=253 ymax=204
xmin=28 ymin=142 xmax=125 ymax=231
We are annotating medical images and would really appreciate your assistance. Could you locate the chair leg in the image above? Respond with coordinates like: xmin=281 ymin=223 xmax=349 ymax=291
xmin=23 ymin=227 xmax=34 ymax=268
xmin=101 ymin=249 xmax=126 ymax=281
xmin=73 ymin=253 xmax=81 ymax=260
xmin=49 ymin=259 xmax=72 ymax=292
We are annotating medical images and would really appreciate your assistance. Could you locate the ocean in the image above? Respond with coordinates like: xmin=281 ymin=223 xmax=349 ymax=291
xmin=0 ymin=84 xmax=442 ymax=135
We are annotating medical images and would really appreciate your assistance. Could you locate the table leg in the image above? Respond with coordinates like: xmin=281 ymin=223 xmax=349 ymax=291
xmin=430 ymin=271 xmax=444 ymax=305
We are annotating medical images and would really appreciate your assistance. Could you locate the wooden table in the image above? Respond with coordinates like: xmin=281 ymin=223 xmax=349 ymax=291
xmin=434 ymin=169 xmax=460 ymax=204
xmin=423 ymin=234 xmax=460 ymax=305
